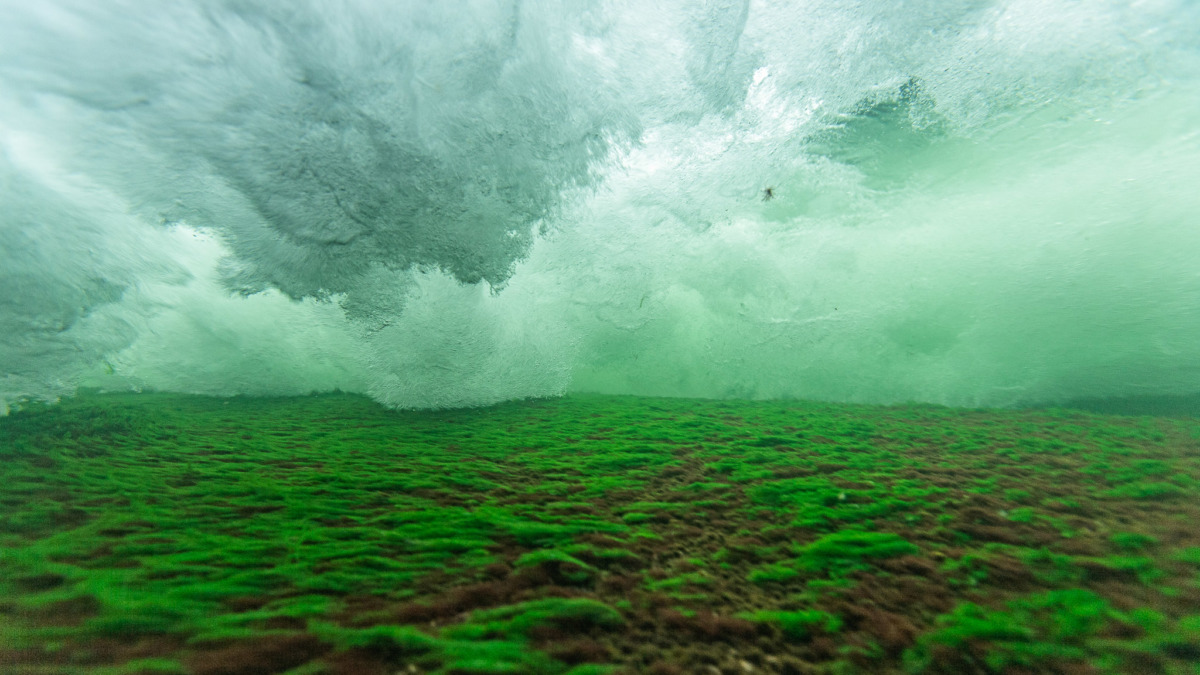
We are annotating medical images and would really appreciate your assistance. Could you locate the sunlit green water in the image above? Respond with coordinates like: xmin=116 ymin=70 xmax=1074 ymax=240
xmin=2 ymin=1 xmax=1199 ymax=412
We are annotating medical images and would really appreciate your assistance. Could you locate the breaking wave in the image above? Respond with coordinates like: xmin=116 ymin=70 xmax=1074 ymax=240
xmin=2 ymin=0 xmax=1199 ymax=411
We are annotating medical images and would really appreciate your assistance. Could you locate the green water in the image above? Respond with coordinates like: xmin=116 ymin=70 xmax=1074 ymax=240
xmin=2 ymin=1 xmax=1199 ymax=411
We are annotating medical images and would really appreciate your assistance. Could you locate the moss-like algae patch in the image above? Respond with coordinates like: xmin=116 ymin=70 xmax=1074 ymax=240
xmin=2 ymin=391 xmax=1200 ymax=673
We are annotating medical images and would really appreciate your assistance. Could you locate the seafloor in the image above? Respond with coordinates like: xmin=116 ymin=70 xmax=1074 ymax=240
xmin=1 ymin=392 xmax=1198 ymax=674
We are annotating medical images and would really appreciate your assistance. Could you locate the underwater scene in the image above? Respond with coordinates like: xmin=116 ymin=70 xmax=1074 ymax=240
xmin=3 ymin=393 xmax=1200 ymax=673
xmin=2 ymin=0 xmax=1200 ymax=673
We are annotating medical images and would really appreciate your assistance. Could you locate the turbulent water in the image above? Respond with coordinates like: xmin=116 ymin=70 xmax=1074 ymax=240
xmin=2 ymin=0 xmax=1198 ymax=412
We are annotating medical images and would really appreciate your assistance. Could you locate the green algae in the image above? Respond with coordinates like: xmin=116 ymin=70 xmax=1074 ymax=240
xmin=903 ymin=588 xmax=1200 ymax=673
xmin=1 ymin=391 xmax=1199 ymax=673
xmin=740 ymin=610 xmax=843 ymax=641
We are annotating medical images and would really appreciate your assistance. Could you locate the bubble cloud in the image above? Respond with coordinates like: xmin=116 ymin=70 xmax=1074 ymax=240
xmin=2 ymin=0 xmax=1198 ymax=411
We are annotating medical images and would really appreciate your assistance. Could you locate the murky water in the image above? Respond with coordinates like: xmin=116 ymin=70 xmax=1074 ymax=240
xmin=3 ymin=1 xmax=1199 ymax=412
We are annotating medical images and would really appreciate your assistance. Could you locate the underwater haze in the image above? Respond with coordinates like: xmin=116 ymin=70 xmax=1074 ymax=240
xmin=2 ymin=0 xmax=1200 ymax=412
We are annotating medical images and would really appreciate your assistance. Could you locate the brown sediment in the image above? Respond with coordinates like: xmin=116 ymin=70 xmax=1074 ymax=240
xmin=186 ymin=633 xmax=329 ymax=675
